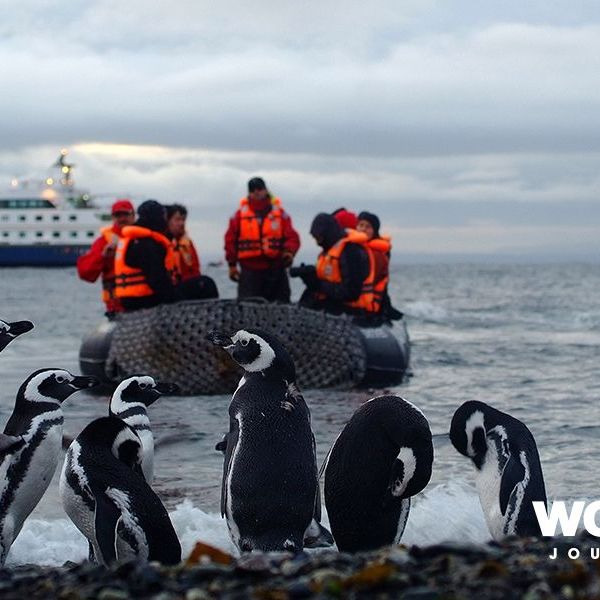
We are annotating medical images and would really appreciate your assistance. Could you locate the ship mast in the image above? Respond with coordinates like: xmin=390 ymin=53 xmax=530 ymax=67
xmin=53 ymin=149 xmax=75 ymax=188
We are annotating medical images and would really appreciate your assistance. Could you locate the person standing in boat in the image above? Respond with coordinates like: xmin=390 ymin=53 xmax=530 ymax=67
xmin=224 ymin=177 xmax=300 ymax=302
xmin=291 ymin=213 xmax=377 ymax=317
xmin=166 ymin=203 xmax=219 ymax=300
xmin=76 ymin=198 xmax=135 ymax=317
xmin=356 ymin=211 xmax=402 ymax=320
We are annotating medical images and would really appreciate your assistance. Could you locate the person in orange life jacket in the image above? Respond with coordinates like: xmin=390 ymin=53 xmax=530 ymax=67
xmin=331 ymin=207 xmax=358 ymax=230
xmin=224 ymin=177 xmax=300 ymax=302
xmin=166 ymin=203 xmax=219 ymax=300
xmin=166 ymin=204 xmax=201 ymax=283
xmin=115 ymin=200 xmax=178 ymax=312
xmin=356 ymin=211 xmax=402 ymax=321
xmin=291 ymin=213 xmax=371 ymax=315
xmin=77 ymin=198 xmax=135 ymax=317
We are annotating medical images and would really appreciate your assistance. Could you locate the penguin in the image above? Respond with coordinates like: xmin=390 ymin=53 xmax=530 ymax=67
xmin=450 ymin=400 xmax=547 ymax=540
xmin=324 ymin=395 xmax=434 ymax=553
xmin=0 ymin=369 xmax=98 ymax=564
xmin=0 ymin=320 xmax=34 ymax=353
xmin=207 ymin=328 xmax=319 ymax=553
xmin=59 ymin=416 xmax=181 ymax=566
xmin=108 ymin=376 xmax=179 ymax=483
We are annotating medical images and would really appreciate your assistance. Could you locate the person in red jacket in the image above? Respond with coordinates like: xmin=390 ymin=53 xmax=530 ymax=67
xmin=77 ymin=199 xmax=135 ymax=316
xmin=224 ymin=177 xmax=300 ymax=302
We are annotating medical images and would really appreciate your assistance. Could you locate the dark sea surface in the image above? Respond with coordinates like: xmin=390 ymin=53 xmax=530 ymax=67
xmin=1 ymin=262 xmax=599 ymax=564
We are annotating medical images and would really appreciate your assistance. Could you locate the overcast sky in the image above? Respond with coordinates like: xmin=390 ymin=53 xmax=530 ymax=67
xmin=1 ymin=0 xmax=599 ymax=260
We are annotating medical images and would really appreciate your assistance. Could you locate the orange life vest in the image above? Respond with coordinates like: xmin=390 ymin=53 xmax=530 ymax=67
xmin=315 ymin=229 xmax=378 ymax=313
xmin=114 ymin=226 xmax=174 ymax=298
xmin=368 ymin=235 xmax=392 ymax=310
xmin=171 ymin=235 xmax=200 ymax=284
xmin=237 ymin=197 xmax=285 ymax=260
xmin=100 ymin=226 xmax=120 ymax=304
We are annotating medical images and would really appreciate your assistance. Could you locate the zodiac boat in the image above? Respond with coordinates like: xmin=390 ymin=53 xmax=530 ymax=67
xmin=79 ymin=299 xmax=410 ymax=395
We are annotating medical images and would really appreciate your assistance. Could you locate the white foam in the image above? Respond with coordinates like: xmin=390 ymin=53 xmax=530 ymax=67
xmin=404 ymin=300 xmax=449 ymax=323
xmin=6 ymin=481 xmax=490 ymax=566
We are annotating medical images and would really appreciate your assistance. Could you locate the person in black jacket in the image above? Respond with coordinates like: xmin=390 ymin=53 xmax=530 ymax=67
xmin=291 ymin=213 xmax=370 ymax=315
xmin=119 ymin=200 xmax=176 ymax=311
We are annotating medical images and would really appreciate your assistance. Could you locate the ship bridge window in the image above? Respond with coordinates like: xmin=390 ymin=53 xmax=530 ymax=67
xmin=69 ymin=215 xmax=77 ymax=221
xmin=70 ymin=231 xmax=78 ymax=238
xmin=87 ymin=231 xmax=94 ymax=237
xmin=0 ymin=199 xmax=55 ymax=209
xmin=35 ymin=215 xmax=43 ymax=221
xmin=18 ymin=215 xmax=26 ymax=222
xmin=52 ymin=232 xmax=60 ymax=238
xmin=35 ymin=232 xmax=43 ymax=238
xmin=52 ymin=215 xmax=60 ymax=221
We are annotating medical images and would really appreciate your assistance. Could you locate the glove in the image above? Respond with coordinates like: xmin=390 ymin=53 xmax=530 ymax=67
xmin=228 ymin=265 xmax=240 ymax=282
xmin=281 ymin=251 xmax=294 ymax=268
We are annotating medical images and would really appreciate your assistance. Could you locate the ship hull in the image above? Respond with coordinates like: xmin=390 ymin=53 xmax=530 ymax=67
xmin=0 ymin=244 xmax=90 ymax=266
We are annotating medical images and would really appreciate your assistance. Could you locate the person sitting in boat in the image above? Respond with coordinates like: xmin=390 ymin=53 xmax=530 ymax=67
xmin=166 ymin=203 xmax=219 ymax=301
xmin=356 ymin=211 xmax=402 ymax=320
xmin=224 ymin=177 xmax=300 ymax=302
xmin=76 ymin=198 xmax=135 ymax=317
xmin=166 ymin=203 xmax=200 ymax=283
xmin=331 ymin=207 xmax=358 ymax=230
xmin=114 ymin=200 xmax=177 ymax=311
xmin=291 ymin=213 xmax=378 ymax=317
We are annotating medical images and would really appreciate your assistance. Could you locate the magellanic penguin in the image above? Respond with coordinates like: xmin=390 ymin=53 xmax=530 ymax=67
xmin=109 ymin=376 xmax=179 ymax=483
xmin=0 ymin=320 xmax=34 ymax=353
xmin=208 ymin=328 xmax=319 ymax=553
xmin=324 ymin=395 xmax=434 ymax=553
xmin=0 ymin=369 xmax=98 ymax=564
xmin=59 ymin=416 xmax=181 ymax=566
xmin=450 ymin=400 xmax=547 ymax=540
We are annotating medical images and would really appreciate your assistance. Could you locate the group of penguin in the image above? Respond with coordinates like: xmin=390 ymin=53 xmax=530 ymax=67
xmin=0 ymin=318 xmax=548 ymax=568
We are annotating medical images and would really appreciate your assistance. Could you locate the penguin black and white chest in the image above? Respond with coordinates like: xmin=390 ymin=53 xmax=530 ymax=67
xmin=0 ymin=369 xmax=98 ymax=564
xmin=0 ymin=320 xmax=34 ymax=353
xmin=450 ymin=400 xmax=547 ymax=540
xmin=324 ymin=395 xmax=433 ymax=553
xmin=108 ymin=376 xmax=178 ymax=483
xmin=208 ymin=328 xmax=318 ymax=553
xmin=60 ymin=416 xmax=181 ymax=566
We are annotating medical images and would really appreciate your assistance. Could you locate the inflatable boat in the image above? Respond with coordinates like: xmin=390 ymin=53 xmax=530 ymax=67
xmin=79 ymin=299 xmax=410 ymax=395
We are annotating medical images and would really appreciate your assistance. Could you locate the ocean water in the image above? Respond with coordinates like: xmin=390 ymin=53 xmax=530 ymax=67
xmin=1 ymin=262 xmax=599 ymax=566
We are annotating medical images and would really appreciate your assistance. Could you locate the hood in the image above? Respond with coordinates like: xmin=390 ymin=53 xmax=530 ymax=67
xmin=310 ymin=213 xmax=344 ymax=251
xmin=136 ymin=200 xmax=167 ymax=233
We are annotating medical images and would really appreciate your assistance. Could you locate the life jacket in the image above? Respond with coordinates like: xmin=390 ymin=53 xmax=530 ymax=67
xmin=171 ymin=235 xmax=201 ymax=284
xmin=367 ymin=235 xmax=392 ymax=310
xmin=100 ymin=226 xmax=121 ymax=306
xmin=114 ymin=226 xmax=174 ymax=298
xmin=237 ymin=197 xmax=285 ymax=260
xmin=315 ymin=229 xmax=378 ymax=313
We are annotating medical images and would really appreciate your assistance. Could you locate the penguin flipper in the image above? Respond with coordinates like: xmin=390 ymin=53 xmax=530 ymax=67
xmin=93 ymin=492 xmax=122 ymax=565
xmin=383 ymin=458 xmax=406 ymax=507
xmin=499 ymin=451 xmax=526 ymax=516
xmin=220 ymin=418 xmax=239 ymax=517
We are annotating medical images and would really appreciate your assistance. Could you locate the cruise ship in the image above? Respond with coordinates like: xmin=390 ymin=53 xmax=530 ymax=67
xmin=0 ymin=151 xmax=110 ymax=266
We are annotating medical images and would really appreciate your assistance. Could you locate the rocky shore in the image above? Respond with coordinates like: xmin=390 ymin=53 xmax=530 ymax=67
xmin=1 ymin=534 xmax=597 ymax=599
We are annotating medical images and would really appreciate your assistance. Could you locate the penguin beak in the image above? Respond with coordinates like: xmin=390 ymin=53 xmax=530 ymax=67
xmin=206 ymin=331 xmax=234 ymax=349
xmin=7 ymin=321 xmax=34 ymax=337
xmin=68 ymin=375 xmax=99 ymax=390
xmin=155 ymin=382 xmax=179 ymax=395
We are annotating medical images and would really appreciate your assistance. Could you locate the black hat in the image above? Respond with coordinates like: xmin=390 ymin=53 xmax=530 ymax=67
xmin=358 ymin=211 xmax=381 ymax=237
xmin=248 ymin=177 xmax=267 ymax=192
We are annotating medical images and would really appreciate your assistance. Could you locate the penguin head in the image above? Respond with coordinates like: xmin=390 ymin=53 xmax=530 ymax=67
xmin=207 ymin=328 xmax=296 ymax=380
xmin=19 ymin=369 xmax=99 ymax=405
xmin=450 ymin=401 xmax=491 ymax=467
xmin=110 ymin=375 xmax=179 ymax=413
xmin=0 ymin=319 xmax=34 ymax=352
xmin=81 ymin=417 xmax=144 ymax=473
